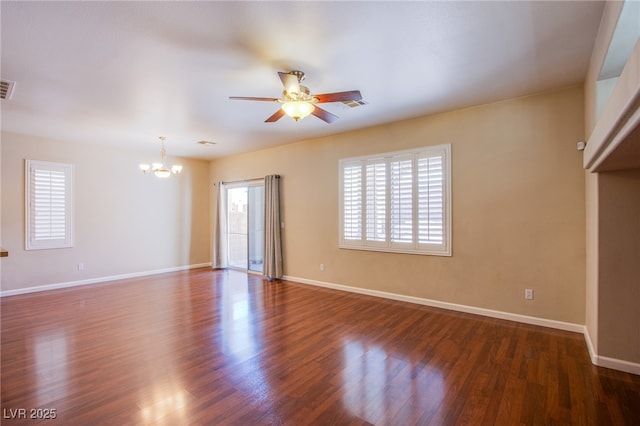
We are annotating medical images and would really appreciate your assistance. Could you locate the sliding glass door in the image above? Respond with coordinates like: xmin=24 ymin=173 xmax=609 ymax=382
xmin=226 ymin=183 xmax=264 ymax=272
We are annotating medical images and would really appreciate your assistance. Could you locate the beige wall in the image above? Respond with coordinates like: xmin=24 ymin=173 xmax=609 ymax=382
xmin=211 ymin=86 xmax=586 ymax=324
xmin=1 ymin=132 xmax=211 ymax=293
xmin=0 ymin=136 xmax=3 ymax=284
xmin=597 ymin=170 xmax=640 ymax=362
xmin=584 ymin=168 xmax=640 ymax=366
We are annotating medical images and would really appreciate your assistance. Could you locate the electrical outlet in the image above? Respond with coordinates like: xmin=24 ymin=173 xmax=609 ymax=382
xmin=320 ymin=264 xmax=325 ymax=272
xmin=78 ymin=263 xmax=85 ymax=271
xmin=524 ymin=289 xmax=534 ymax=300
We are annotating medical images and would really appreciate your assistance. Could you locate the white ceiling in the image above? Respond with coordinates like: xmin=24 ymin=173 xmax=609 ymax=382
xmin=1 ymin=1 xmax=605 ymax=160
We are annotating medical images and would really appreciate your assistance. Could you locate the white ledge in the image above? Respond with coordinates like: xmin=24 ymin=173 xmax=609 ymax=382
xmin=584 ymin=42 xmax=640 ymax=172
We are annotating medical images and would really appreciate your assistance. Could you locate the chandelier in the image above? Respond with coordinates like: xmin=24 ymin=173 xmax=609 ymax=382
xmin=139 ymin=136 xmax=183 ymax=178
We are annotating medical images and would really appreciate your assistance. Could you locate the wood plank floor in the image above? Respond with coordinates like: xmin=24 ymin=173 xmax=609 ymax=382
xmin=2 ymin=268 xmax=639 ymax=425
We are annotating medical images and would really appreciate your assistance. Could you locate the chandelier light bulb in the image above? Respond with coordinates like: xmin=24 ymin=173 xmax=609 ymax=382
xmin=154 ymin=168 xmax=171 ymax=178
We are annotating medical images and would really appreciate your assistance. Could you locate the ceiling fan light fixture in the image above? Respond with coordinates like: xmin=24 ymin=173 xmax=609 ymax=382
xmin=282 ymin=101 xmax=314 ymax=121
xmin=229 ymin=70 xmax=362 ymax=123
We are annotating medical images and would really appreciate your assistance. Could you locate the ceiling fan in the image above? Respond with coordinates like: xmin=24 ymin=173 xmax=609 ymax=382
xmin=229 ymin=70 xmax=363 ymax=123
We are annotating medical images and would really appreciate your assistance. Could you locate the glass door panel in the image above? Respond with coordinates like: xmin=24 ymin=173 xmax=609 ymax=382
xmin=227 ymin=187 xmax=248 ymax=269
xmin=248 ymin=185 xmax=264 ymax=272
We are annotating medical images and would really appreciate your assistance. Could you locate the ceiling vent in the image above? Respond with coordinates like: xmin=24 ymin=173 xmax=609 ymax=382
xmin=1 ymin=80 xmax=15 ymax=100
xmin=341 ymin=99 xmax=367 ymax=108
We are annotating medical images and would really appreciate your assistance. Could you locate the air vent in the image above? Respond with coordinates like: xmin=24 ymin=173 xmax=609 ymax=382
xmin=197 ymin=140 xmax=216 ymax=146
xmin=1 ymin=80 xmax=15 ymax=100
xmin=341 ymin=99 xmax=367 ymax=108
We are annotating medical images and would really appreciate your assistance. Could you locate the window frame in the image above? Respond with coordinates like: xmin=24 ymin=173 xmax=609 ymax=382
xmin=25 ymin=160 xmax=74 ymax=250
xmin=339 ymin=144 xmax=451 ymax=256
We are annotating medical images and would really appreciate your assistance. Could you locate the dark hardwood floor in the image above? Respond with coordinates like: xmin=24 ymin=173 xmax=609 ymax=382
xmin=1 ymin=268 xmax=639 ymax=425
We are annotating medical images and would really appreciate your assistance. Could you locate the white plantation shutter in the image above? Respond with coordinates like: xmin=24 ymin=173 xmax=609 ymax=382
xmin=339 ymin=144 xmax=450 ymax=256
xmin=26 ymin=160 xmax=74 ymax=250
xmin=341 ymin=163 xmax=363 ymax=241
xmin=418 ymin=154 xmax=444 ymax=245
xmin=390 ymin=158 xmax=413 ymax=245
xmin=366 ymin=161 xmax=386 ymax=243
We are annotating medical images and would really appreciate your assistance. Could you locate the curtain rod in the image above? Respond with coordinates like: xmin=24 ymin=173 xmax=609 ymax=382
xmin=217 ymin=175 xmax=280 ymax=185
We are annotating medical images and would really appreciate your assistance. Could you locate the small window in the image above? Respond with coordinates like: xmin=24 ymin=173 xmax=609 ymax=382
xmin=25 ymin=160 xmax=74 ymax=250
xmin=339 ymin=144 xmax=451 ymax=256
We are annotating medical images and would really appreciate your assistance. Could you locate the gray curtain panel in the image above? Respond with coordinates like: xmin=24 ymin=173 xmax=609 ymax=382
xmin=212 ymin=182 xmax=228 ymax=269
xmin=263 ymin=175 xmax=283 ymax=279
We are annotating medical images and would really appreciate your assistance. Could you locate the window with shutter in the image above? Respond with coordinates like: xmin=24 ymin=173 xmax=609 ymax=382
xmin=339 ymin=144 xmax=450 ymax=256
xmin=25 ymin=160 xmax=74 ymax=250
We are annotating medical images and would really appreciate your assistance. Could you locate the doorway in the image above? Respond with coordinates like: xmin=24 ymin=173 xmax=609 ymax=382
xmin=226 ymin=183 xmax=264 ymax=273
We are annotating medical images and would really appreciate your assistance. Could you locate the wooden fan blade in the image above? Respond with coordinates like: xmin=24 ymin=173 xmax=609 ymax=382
xmin=278 ymin=72 xmax=301 ymax=97
xmin=311 ymin=105 xmax=339 ymax=123
xmin=229 ymin=96 xmax=279 ymax=102
xmin=265 ymin=108 xmax=286 ymax=123
xmin=314 ymin=90 xmax=362 ymax=103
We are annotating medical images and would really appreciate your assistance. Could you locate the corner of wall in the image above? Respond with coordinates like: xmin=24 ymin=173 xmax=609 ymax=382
xmin=584 ymin=171 xmax=599 ymax=356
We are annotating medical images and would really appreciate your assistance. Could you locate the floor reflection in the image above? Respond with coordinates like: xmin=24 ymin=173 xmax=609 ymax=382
xmin=217 ymin=270 xmax=271 ymax=405
xmin=219 ymin=271 xmax=262 ymax=359
xmin=139 ymin=382 xmax=187 ymax=424
xmin=33 ymin=330 xmax=69 ymax=406
xmin=342 ymin=337 xmax=444 ymax=424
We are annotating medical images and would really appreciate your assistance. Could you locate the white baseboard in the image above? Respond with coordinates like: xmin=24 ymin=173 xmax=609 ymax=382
xmin=592 ymin=355 xmax=640 ymax=375
xmin=0 ymin=263 xmax=212 ymax=297
xmin=583 ymin=326 xmax=598 ymax=364
xmin=284 ymin=275 xmax=639 ymax=375
xmin=284 ymin=275 xmax=584 ymax=333
xmin=583 ymin=327 xmax=640 ymax=375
